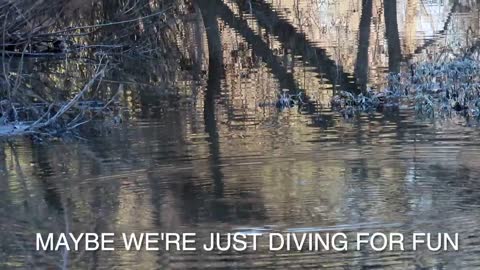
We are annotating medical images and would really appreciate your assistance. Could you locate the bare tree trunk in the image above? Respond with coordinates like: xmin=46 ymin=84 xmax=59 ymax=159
xmin=355 ymin=0 xmax=373 ymax=92
xmin=192 ymin=4 xmax=204 ymax=80
xmin=384 ymin=0 xmax=402 ymax=73
xmin=197 ymin=0 xmax=224 ymax=82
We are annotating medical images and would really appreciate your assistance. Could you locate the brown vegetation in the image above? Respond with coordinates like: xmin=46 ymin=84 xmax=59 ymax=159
xmin=0 ymin=0 xmax=195 ymax=138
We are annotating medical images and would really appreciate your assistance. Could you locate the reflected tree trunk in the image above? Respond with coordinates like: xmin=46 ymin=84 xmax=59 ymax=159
xmin=200 ymin=0 xmax=224 ymax=212
xmin=203 ymin=61 xmax=227 ymax=221
xmin=355 ymin=0 xmax=373 ymax=92
xmin=198 ymin=0 xmax=224 ymax=81
xmin=0 ymin=145 xmax=8 ymax=205
xmin=198 ymin=0 xmax=226 ymax=217
xmin=32 ymin=145 xmax=64 ymax=213
xmin=384 ymin=0 xmax=402 ymax=73
xmin=404 ymin=0 xmax=419 ymax=55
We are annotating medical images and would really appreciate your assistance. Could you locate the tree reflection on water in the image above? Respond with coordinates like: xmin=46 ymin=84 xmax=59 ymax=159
xmin=1 ymin=0 xmax=480 ymax=269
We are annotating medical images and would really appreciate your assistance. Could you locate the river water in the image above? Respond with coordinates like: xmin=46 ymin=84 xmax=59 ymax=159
xmin=1 ymin=0 xmax=480 ymax=269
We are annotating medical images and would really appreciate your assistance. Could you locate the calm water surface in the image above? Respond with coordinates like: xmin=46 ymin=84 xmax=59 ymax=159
xmin=2 ymin=0 xmax=480 ymax=269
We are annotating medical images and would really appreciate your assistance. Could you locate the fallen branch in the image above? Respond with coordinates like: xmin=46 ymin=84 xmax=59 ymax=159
xmin=0 ymin=61 xmax=108 ymax=138
xmin=31 ymin=63 xmax=107 ymax=130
